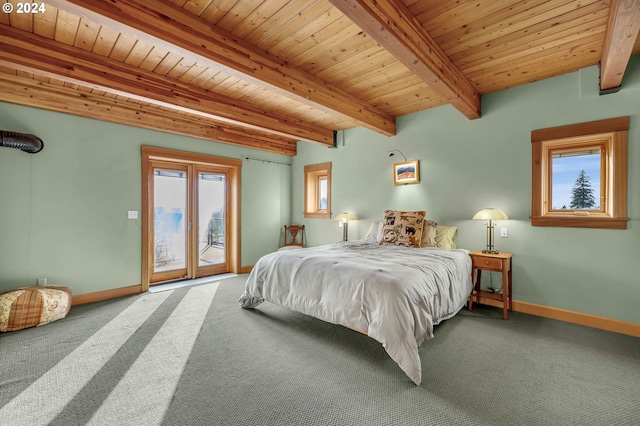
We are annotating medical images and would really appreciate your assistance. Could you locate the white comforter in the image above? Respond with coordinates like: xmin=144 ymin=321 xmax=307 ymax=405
xmin=239 ymin=241 xmax=472 ymax=385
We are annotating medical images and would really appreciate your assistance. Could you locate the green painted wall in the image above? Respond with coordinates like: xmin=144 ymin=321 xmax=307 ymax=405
xmin=292 ymin=57 xmax=640 ymax=324
xmin=0 ymin=104 xmax=291 ymax=295
xmin=1 ymin=57 xmax=638 ymax=324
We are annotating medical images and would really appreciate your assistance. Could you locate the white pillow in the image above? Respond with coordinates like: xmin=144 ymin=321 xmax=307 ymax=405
xmin=364 ymin=220 xmax=383 ymax=243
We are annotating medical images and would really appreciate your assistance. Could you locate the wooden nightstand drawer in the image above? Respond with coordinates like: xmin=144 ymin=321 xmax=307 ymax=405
xmin=472 ymin=256 xmax=503 ymax=270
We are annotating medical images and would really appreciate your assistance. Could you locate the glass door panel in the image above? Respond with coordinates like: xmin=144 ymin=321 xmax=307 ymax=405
xmin=145 ymin=154 xmax=233 ymax=286
xmin=152 ymin=166 xmax=188 ymax=282
xmin=196 ymin=171 xmax=228 ymax=276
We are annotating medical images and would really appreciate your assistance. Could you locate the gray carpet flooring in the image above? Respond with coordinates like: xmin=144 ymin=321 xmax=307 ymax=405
xmin=1 ymin=275 xmax=638 ymax=425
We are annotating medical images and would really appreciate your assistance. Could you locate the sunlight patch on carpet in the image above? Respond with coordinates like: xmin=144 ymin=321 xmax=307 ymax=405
xmin=0 ymin=291 xmax=172 ymax=425
xmin=88 ymin=282 xmax=219 ymax=425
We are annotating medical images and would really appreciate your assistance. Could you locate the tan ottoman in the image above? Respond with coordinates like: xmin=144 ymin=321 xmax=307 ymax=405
xmin=0 ymin=286 xmax=72 ymax=332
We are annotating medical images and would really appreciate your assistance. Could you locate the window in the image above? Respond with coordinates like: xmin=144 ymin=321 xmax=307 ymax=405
xmin=531 ymin=117 xmax=629 ymax=229
xmin=318 ymin=175 xmax=328 ymax=210
xmin=304 ymin=162 xmax=331 ymax=219
xmin=550 ymin=146 xmax=601 ymax=211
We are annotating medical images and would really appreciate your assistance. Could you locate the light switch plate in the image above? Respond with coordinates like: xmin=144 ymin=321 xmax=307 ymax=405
xmin=500 ymin=227 xmax=508 ymax=238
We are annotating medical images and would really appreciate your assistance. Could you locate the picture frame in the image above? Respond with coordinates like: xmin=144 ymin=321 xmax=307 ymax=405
xmin=393 ymin=160 xmax=420 ymax=185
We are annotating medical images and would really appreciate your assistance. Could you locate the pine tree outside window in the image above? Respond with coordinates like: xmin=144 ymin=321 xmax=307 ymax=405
xmin=569 ymin=169 xmax=597 ymax=210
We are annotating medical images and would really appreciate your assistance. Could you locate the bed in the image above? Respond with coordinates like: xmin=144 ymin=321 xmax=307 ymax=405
xmin=239 ymin=224 xmax=473 ymax=385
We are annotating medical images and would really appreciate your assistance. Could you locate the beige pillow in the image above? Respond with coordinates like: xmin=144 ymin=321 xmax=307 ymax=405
xmin=380 ymin=210 xmax=426 ymax=247
xmin=435 ymin=226 xmax=458 ymax=249
xmin=421 ymin=220 xmax=438 ymax=247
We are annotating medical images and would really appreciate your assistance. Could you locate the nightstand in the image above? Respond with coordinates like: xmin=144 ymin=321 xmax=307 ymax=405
xmin=467 ymin=251 xmax=513 ymax=319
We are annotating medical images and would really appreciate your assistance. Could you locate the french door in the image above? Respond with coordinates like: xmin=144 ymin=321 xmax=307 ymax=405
xmin=141 ymin=147 xmax=241 ymax=288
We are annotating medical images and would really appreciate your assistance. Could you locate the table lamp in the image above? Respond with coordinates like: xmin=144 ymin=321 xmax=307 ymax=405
xmin=334 ymin=212 xmax=358 ymax=241
xmin=472 ymin=208 xmax=508 ymax=254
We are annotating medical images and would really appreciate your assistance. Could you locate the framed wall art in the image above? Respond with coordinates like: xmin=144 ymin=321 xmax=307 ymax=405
xmin=393 ymin=160 xmax=420 ymax=185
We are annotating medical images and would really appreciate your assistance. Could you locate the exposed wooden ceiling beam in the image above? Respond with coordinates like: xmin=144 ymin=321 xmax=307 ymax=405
xmin=0 ymin=71 xmax=298 ymax=155
xmin=329 ymin=0 xmax=481 ymax=120
xmin=47 ymin=0 xmax=396 ymax=137
xmin=600 ymin=0 xmax=640 ymax=93
xmin=0 ymin=24 xmax=332 ymax=147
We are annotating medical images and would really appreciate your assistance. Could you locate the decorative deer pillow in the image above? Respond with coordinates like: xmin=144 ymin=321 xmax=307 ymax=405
xmin=380 ymin=210 xmax=426 ymax=248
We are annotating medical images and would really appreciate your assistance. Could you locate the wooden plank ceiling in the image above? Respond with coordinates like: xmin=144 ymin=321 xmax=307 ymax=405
xmin=1 ymin=0 xmax=639 ymax=156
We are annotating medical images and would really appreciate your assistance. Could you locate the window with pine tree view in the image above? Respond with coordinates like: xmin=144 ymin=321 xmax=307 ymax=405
xmin=530 ymin=117 xmax=629 ymax=229
xmin=551 ymin=149 xmax=600 ymax=211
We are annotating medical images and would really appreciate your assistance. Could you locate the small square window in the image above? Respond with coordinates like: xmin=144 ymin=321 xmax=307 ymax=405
xmin=531 ymin=117 xmax=629 ymax=229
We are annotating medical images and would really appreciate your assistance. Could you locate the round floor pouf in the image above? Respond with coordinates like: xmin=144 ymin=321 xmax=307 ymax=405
xmin=0 ymin=286 xmax=72 ymax=332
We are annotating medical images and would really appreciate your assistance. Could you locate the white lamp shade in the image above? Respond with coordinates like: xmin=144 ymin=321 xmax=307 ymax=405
xmin=334 ymin=213 xmax=358 ymax=221
xmin=472 ymin=208 xmax=508 ymax=220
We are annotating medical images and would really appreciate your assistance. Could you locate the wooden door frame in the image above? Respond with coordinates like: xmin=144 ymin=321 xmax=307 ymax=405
xmin=141 ymin=146 xmax=242 ymax=292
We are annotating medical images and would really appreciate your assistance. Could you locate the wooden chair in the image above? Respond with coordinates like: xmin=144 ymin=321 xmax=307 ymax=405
xmin=279 ymin=225 xmax=305 ymax=251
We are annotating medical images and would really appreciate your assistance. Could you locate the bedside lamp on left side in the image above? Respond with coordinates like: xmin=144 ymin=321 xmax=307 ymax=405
xmin=334 ymin=212 xmax=358 ymax=241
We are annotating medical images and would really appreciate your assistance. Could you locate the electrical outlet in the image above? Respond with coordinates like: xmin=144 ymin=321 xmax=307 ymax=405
xmin=128 ymin=210 xmax=139 ymax=219
xmin=37 ymin=278 xmax=47 ymax=286
xmin=500 ymin=227 xmax=508 ymax=238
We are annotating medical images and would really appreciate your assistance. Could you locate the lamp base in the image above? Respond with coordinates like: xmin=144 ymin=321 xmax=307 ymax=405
xmin=482 ymin=249 xmax=500 ymax=254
